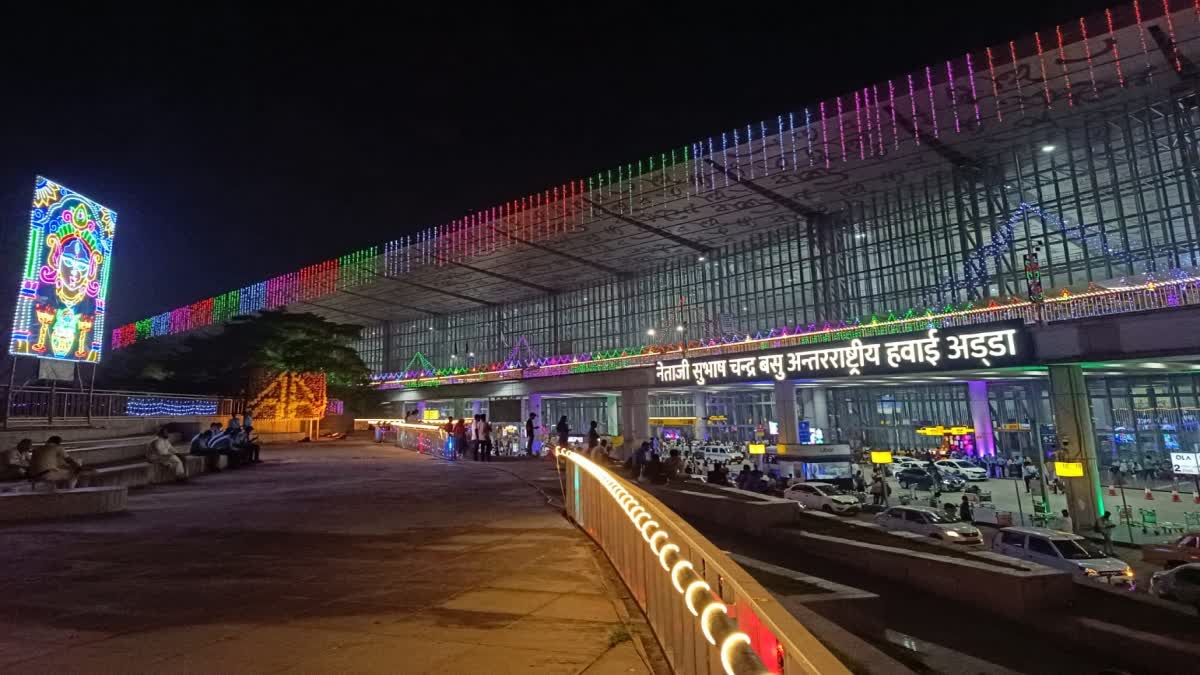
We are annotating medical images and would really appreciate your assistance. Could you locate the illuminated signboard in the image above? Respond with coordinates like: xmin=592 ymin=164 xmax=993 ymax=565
xmin=747 ymin=443 xmax=766 ymax=455
xmin=870 ymin=451 xmax=894 ymax=464
xmin=1172 ymin=452 xmax=1200 ymax=476
xmin=10 ymin=177 xmax=116 ymax=362
xmin=1054 ymin=461 xmax=1085 ymax=478
xmin=654 ymin=321 xmax=1033 ymax=386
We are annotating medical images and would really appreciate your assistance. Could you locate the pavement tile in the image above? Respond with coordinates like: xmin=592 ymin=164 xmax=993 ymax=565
xmin=441 ymin=642 xmax=598 ymax=675
xmin=439 ymin=588 xmax=561 ymax=615
xmin=531 ymin=594 xmax=621 ymax=623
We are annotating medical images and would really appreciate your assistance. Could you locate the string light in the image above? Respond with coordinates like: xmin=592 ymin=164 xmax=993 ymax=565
xmin=1009 ymin=40 xmax=1025 ymax=116
xmin=925 ymin=65 xmax=939 ymax=138
xmin=1134 ymin=0 xmax=1152 ymax=82
xmin=965 ymin=53 xmax=980 ymax=127
xmin=126 ymin=397 xmax=219 ymax=416
xmin=872 ymin=84 xmax=885 ymax=155
xmin=945 ymin=60 xmax=961 ymax=134
xmin=853 ymin=90 xmax=865 ymax=160
xmin=986 ymin=47 xmax=1002 ymax=123
xmin=1080 ymin=17 xmax=1099 ymax=99
xmin=1163 ymin=0 xmax=1182 ymax=72
xmin=907 ymin=74 xmax=920 ymax=144
xmin=835 ymin=96 xmax=847 ymax=161
xmin=1055 ymin=25 xmax=1074 ymax=107
xmin=819 ymin=102 xmax=830 ymax=168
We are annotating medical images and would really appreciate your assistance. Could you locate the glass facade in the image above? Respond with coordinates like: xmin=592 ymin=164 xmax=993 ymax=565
xmin=1090 ymin=373 xmax=1200 ymax=471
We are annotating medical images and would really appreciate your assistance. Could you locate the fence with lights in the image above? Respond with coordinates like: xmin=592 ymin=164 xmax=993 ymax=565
xmin=1 ymin=386 xmax=243 ymax=429
xmin=556 ymin=449 xmax=848 ymax=675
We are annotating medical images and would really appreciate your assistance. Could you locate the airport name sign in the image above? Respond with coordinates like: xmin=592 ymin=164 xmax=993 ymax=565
xmin=654 ymin=321 xmax=1033 ymax=386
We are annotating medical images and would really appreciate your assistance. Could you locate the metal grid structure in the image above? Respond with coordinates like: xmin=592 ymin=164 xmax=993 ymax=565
xmin=113 ymin=2 xmax=1200 ymax=381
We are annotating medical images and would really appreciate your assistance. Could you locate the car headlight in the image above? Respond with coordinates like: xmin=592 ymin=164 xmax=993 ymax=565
xmin=944 ymin=530 xmax=961 ymax=537
xmin=1085 ymin=568 xmax=1099 ymax=577
xmin=1123 ymin=567 xmax=1135 ymax=578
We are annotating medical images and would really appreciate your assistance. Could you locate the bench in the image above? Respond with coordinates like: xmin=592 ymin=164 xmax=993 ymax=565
xmin=0 ymin=486 xmax=127 ymax=522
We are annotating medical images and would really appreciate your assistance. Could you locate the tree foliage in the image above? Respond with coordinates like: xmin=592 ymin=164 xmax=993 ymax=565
xmin=99 ymin=310 xmax=371 ymax=398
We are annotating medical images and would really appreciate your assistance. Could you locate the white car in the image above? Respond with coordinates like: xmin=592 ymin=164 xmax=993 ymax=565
xmin=888 ymin=458 xmax=927 ymax=476
xmin=691 ymin=445 xmax=743 ymax=465
xmin=991 ymin=527 xmax=1135 ymax=585
xmin=1150 ymin=563 xmax=1200 ymax=609
xmin=934 ymin=459 xmax=988 ymax=481
xmin=783 ymin=482 xmax=861 ymax=515
xmin=875 ymin=505 xmax=983 ymax=544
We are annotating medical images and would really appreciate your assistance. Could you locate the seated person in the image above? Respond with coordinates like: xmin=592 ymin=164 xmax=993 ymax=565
xmin=663 ymin=449 xmax=684 ymax=482
xmin=30 ymin=436 xmax=83 ymax=489
xmin=191 ymin=423 xmax=230 ymax=470
xmin=146 ymin=427 xmax=186 ymax=481
xmin=190 ymin=423 xmax=222 ymax=454
xmin=237 ymin=425 xmax=261 ymax=463
xmin=1 ymin=439 xmax=32 ymax=480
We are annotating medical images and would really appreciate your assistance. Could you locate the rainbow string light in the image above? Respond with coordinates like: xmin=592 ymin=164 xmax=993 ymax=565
xmin=111 ymin=2 xmax=1198 ymax=356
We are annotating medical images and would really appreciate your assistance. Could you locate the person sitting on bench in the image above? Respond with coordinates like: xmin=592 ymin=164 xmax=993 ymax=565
xmin=238 ymin=425 xmax=261 ymax=463
xmin=191 ymin=423 xmax=226 ymax=470
xmin=30 ymin=436 xmax=83 ymax=489
xmin=1 ymin=439 xmax=32 ymax=481
xmin=146 ymin=427 xmax=186 ymax=481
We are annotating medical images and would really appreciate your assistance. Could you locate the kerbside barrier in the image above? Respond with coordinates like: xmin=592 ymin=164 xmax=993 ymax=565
xmin=557 ymin=449 xmax=848 ymax=675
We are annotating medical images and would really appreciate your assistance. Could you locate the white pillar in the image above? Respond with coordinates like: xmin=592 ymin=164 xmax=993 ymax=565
xmin=810 ymin=387 xmax=829 ymax=431
xmin=692 ymin=390 xmax=707 ymax=442
xmin=967 ymin=381 xmax=995 ymax=458
xmin=471 ymin=400 xmax=482 ymax=416
xmin=605 ymin=394 xmax=619 ymax=436
xmin=619 ymin=389 xmax=649 ymax=460
xmin=1049 ymin=365 xmax=1104 ymax=533
xmin=774 ymin=381 xmax=798 ymax=447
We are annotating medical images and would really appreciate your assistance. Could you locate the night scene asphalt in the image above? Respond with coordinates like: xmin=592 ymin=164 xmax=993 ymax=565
xmin=0 ymin=442 xmax=663 ymax=674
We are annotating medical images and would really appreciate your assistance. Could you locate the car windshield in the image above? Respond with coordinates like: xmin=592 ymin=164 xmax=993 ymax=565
xmin=1051 ymin=538 xmax=1096 ymax=560
xmin=818 ymin=486 xmax=845 ymax=496
xmin=923 ymin=511 xmax=951 ymax=524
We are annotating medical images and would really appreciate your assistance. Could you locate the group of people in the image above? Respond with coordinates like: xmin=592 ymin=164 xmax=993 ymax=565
xmin=190 ymin=415 xmax=260 ymax=469
xmin=1108 ymin=456 xmax=1173 ymax=484
xmin=625 ymin=443 xmax=684 ymax=484
xmin=0 ymin=435 xmax=85 ymax=488
xmin=444 ymin=414 xmax=497 ymax=461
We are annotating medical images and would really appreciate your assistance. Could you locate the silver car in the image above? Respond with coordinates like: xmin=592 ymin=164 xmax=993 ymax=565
xmin=991 ymin=527 xmax=1135 ymax=586
xmin=1150 ymin=562 xmax=1200 ymax=610
xmin=875 ymin=505 xmax=983 ymax=545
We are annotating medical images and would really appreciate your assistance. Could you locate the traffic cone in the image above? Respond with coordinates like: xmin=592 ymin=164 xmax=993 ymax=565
xmin=1172 ymin=490 xmax=1182 ymax=502
xmin=1108 ymin=485 xmax=1117 ymax=496
xmin=1144 ymin=487 xmax=1154 ymax=500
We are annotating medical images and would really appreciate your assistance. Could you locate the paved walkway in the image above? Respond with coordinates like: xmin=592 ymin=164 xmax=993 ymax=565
xmin=0 ymin=442 xmax=659 ymax=674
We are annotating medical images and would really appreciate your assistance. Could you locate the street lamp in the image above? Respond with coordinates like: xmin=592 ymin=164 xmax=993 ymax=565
xmin=646 ymin=328 xmax=656 ymax=337
xmin=675 ymin=325 xmax=685 ymax=333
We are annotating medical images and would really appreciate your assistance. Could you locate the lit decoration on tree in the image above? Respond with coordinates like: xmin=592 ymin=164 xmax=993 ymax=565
xmin=248 ymin=371 xmax=328 ymax=420
xmin=10 ymin=177 xmax=116 ymax=362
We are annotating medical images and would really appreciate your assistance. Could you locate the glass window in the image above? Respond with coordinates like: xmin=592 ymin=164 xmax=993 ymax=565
xmin=1001 ymin=532 xmax=1026 ymax=548
xmin=1028 ymin=537 xmax=1059 ymax=557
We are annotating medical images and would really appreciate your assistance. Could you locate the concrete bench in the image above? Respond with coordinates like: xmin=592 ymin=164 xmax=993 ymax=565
xmin=0 ymin=486 xmax=127 ymax=522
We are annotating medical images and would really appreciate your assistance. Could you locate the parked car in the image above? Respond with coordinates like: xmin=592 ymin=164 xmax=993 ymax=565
xmin=690 ymin=445 xmax=743 ymax=465
xmin=875 ymin=505 xmax=983 ymax=544
xmin=783 ymin=482 xmax=861 ymax=515
xmin=934 ymin=459 xmax=988 ymax=482
xmin=1142 ymin=532 xmax=1200 ymax=568
xmin=990 ymin=527 xmax=1135 ymax=585
xmin=1149 ymin=563 xmax=1200 ymax=609
xmin=888 ymin=458 xmax=927 ymax=475
xmin=895 ymin=467 xmax=966 ymax=492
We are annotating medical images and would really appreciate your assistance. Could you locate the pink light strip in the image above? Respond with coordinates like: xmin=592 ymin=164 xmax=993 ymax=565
xmin=1034 ymin=31 xmax=1052 ymax=107
xmin=1080 ymin=17 xmax=1099 ymax=99
xmin=1106 ymin=9 xmax=1126 ymax=87
xmin=1009 ymin=40 xmax=1026 ymax=116
xmin=924 ymin=65 xmax=939 ymax=138
xmin=1055 ymin=25 xmax=1074 ymax=107
xmin=965 ymin=52 xmax=981 ymax=127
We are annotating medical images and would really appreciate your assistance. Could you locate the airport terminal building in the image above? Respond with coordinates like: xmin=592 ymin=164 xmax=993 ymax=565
xmin=114 ymin=2 xmax=1200 ymax=527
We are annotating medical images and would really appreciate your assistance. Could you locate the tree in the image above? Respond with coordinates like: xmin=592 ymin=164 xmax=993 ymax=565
xmin=100 ymin=310 xmax=371 ymax=398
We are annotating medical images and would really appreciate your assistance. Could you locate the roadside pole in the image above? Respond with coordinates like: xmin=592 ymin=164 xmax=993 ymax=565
xmin=1012 ymin=479 xmax=1026 ymax=526
xmin=1118 ymin=475 xmax=1134 ymax=544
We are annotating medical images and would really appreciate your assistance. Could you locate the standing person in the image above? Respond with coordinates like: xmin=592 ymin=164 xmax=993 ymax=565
xmin=471 ymin=414 xmax=484 ymax=461
xmin=30 ymin=436 xmax=83 ymax=488
xmin=480 ymin=415 xmax=493 ymax=462
xmin=525 ymin=413 xmax=538 ymax=457
xmin=1059 ymin=509 xmax=1074 ymax=533
xmin=959 ymin=495 xmax=973 ymax=523
xmin=146 ymin=427 xmax=186 ymax=481
xmin=453 ymin=418 xmax=467 ymax=460
xmin=1022 ymin=460 xmax=1037 ymax=493
xmin=556 ymin=416 xmax=570 ymax=449
xmin=1095 ymin=512 xmax=1116 ymax=556
xmin=586 ymin=421 xmax=600 ymax=450
xmin=869 ymin=475 xmax=884 ymax=506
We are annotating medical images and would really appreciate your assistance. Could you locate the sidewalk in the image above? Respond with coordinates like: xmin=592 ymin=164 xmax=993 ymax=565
xmin=0 ymin=442 xmax=660 ymax=674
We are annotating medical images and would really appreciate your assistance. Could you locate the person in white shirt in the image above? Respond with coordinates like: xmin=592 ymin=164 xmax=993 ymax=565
xmin=1059 ymin=509 xmax=1074 ymax=534
xmin=146 ymin=427 xmax=186 ymax=481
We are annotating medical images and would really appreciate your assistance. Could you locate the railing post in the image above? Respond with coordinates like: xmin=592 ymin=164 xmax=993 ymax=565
xmin=48 ymin=378 xmax=56 ymax=426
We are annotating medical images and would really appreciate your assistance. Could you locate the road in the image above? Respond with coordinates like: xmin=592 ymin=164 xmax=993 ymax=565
xmin=0 ymin=442 xmax=661 ymax=675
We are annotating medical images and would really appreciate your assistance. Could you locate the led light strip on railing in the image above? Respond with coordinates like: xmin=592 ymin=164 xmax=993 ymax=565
xmin=557 ymin=449 xmax=768 ymax=675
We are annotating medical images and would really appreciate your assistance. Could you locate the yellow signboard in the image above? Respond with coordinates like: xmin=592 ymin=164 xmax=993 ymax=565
xmin=916 ymin=426 xmax=945 ymax=436
xmin=422 ymin=409 xmax=441 ymax=421
xmin=707 ymin=415 xmax=728 ymax=423
xmin=747 ymin=443 xmax=766 ymax=455
xmin=999 ymin=422 xmax=1031 ymax=431
xmin=949 ymin=426 xmax=975 ymax=436
xmin=650 ymin=417 xmax=697 ymax=427
xmin=1054 ymin=461 xmax=1084 ymax=477
xmin=870 ymin=450 xmax=894 ymax=464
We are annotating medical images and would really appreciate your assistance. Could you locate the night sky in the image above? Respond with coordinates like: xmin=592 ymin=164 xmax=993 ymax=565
xmin=0 ymin=2 xmax=1113 ymax=329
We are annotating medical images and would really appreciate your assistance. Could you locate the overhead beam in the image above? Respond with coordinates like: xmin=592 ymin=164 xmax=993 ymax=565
xmin=431 ymin=255 xmax=558 ymax=294
xmin=334 ymin=287 xmax=439 ymax=316
xmin=492 ymin=225 xmax=625 ymax=276
xmin=295 ymin=300 xmax=388 ymax=323
xmin=703 ymin=158 xmax=826 ymax=218
xmin=583 ymin=198 xmax=710 ymax=253
xmin=373 ymin=271 xmax=498 ymax=307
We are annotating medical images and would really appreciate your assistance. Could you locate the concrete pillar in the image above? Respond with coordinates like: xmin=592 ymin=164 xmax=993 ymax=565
xmin=692 ymin=391 xmax=707 ymax=442
xmin=415 ymin=401 xmax=427 ymax=422
xmin=774 ymin=381 xmax=798 ymax=446
xmin=618 ymin=389 xmax=649 ymax=459
xmin=452 ymin=399 xmax=465 ymax=421
xmin=604 ymin=394 xmax=619 ymax=437
xmin=1049 ymin=364 xmax=1104 ymax=533
xmin=810 ymin=388 xmax=829 ymax=430
xmin=471 ymin=400 xmax=482 ymax=416
xmin=967 ymin=381 xmax=996 ymax=458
